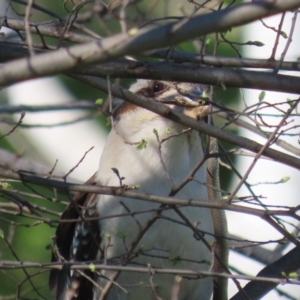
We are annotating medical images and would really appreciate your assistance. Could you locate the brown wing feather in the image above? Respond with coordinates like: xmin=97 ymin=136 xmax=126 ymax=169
xmin=49 ymin=174 xmax=102 ymax=300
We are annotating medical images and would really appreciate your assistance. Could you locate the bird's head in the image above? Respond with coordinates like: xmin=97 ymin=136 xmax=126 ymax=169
xmin=112 ymin=80 xmax=210 ymax=143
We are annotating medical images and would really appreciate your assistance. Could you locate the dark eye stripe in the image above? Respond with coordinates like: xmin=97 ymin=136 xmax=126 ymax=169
xmin=136 ymin=87 xmax=155 ymax=98
xmin=135 ymin=81 xmax=167 ymax=98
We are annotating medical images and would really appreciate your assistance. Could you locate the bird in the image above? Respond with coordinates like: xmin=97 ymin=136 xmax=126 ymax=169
xmin=49 ymin=79 xmax=215 ymax=300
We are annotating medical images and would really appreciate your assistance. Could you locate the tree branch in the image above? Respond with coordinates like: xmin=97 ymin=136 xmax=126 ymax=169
xmin=231 ymin=247 xmax=300 ymax=300
xmin=71 ymin=75 xmax=300 ymax=170
xmin=0 ymin=0 xmax=299 ymax=86
xmin=2 ymin=44 xmax=300 ymax=94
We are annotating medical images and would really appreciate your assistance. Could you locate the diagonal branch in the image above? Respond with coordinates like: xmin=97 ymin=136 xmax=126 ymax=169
xmin=0 ymin=0 xmax=300 ymax=86
xmin=230 ymin=246 xmax=300 ymax=300
xmin=71 ymin=75 xmax=300 ymax=170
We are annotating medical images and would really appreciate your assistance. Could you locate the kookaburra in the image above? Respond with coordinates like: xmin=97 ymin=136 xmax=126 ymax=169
xmin=49 ymin=80 xmax=215 ymax=300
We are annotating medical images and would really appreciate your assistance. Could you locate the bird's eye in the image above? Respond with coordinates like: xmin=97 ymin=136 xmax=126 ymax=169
xmin=150 ymin=81 xmax=166 ymax=94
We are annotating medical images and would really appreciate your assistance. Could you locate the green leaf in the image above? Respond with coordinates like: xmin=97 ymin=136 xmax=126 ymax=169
xmin=45 ymin=243 xmax=52 ymax=250
xmin=133 ymin=185 xmax=140 ymax=189
xmin=223 ymin=195 xmax=239 ymax=200
xmin=153 ymin=128 xmax=158 ymax=135
xmin=165 ymin=127 xmax=171 ymax=134
xmin=89 ymin=263 xmax=96 ymax=272
xmin=287 ymin=272 xmax=298 ymax=279
xmin=280 ymin=176 xmax=290 ymax=183
xmin=287 ymin=98 xmax=296 ymax=107
xmin=202 ymin=91 xmax=208 ymax=98
xmin=281 ymin=271 xmax=298 ymax=278
xmin=280 ymin=31 xmax=288 ymax=39
xmin=128 ymin=27 xmax=138 ymax=36
xmin=279 ymin=238 xmax=287 ymax=245
xmin=117 ymin=232 xmax=126 ymax=239
xmin=0 ymin=182 xmax=12 ymax=189
xmin=136 ymin=139 xmax=147 ymax=150
xmin=205 ymin=38 xmax=211 ymax=45
xmin=0 ymin=229 xmax=3 ymax=239
xmin=168 ymin=255 xmax=181 ymax=266
xmin=95 ymin=98 xmax=103 ymax=106
xmin=204 ymin=259 xmax=212 ymax=266
xmin=247 ymin=41 xmax=264 ymax=47
xmin=221 ymin=27 xmax=232 ymax=35
xmin=259 ymin=91 xmax=266 ymax=101
xmin=111 ymin=168 xmax=120 ymax=177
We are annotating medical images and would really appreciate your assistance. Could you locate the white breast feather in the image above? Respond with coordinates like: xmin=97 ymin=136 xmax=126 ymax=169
xmin=95 ymin=99 xmax=214 ymax=300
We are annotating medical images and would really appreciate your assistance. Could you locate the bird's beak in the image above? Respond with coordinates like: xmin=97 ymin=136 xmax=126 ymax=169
xmin=155 ymin=84 xmax=210 ymax=121
xmin=183 ymin=102 xmax=210 ymax=121
xmin=161 ymin=87 xmax=210 ymax=121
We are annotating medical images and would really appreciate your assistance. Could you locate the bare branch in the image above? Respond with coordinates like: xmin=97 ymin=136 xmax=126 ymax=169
xmin=1 ymin=0 xmax=300 ymax=86
xmin=231 ymin=247 xmax=300 ymax=300
xmin=71 ymin=75 xmax=300 ymax=170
